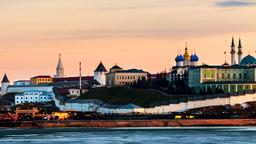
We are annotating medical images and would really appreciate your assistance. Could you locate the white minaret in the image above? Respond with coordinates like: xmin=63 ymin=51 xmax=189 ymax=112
xmin=54 ymin=54 xmax=65 ymax=78
xmin=238 ymin=38 xmax=243 ymax=65
xmin=94 ymin=62 xmax=107 ymax=86
xmin=1 ymin=74 xmax=10 ymax=96
xmin=230 ymin=37 xmax=236 ymax=65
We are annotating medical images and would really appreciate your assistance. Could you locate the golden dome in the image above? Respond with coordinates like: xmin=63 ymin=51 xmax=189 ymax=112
xmin=183 ymin=47 xmax=190 ymax=61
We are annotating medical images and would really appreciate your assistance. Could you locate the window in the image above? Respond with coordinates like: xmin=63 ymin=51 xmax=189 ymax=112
xmin=239 ymin=73 xmax=242 ymax=79
xmin=204 ymin=74 xmax=206 ymax=79
xmin=233 ymin=73 xmax=236 ymax=79
xmin=244 ymin=73 xmax=247 ymax=79
xmin=222 ymin=73 xmax=225 ymax=79
xmin=227 ymin=73 xmax=230 ymax=79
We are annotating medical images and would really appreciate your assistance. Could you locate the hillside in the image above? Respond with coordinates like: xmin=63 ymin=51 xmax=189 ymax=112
xmin=79 ymin=87 xmax=186 ymax=108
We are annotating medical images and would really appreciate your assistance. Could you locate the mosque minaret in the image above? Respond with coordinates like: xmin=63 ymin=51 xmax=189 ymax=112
xmin=230 ymin=37 xmax=236 ymax=65
xmin=237 ymin=38 xmax=243 ymax=64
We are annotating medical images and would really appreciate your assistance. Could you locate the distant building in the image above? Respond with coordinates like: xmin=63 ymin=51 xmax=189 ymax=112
xmin=94 ymin=62 xmax=108 ymax=86
xmin=7 ymin=85 xmax=54 ymax=94
xmin=54 ymin=54 xmax=65 ymax=78
xmin=1 ymin=74 xmax=10 ymax=96
xmin=15 ymin=90 xmax=53 ymax=105
xmin=187 ymin=37 xmax=256 ymax=93
xmin=169 ymin=43 xmax=200 ymax=83
xmin=53 ymin=76 xmax=99 ymax=89
xmin=14 ymin=80 xmax=31 ymax=86
xmin=106 ymin=65 xmax=148 ymax=86
xmin=30 ymin=75 xmax=53 ymax=85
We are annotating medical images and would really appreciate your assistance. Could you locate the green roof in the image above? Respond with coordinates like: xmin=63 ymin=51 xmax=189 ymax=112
xmin=240 ymin=55 xmax=256 ymax=65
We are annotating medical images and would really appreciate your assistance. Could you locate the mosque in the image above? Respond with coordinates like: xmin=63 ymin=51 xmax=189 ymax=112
xmin=187 ymin=37 xmax=256 ymax=94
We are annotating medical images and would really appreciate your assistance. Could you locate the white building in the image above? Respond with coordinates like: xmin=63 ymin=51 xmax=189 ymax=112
xmin=68 ymin=88 xmax=88 ymax=97
xmin=94 ymin=62 xmax=107 ymax=86
xmin=15 ymin=90 xmax=53 ymax=105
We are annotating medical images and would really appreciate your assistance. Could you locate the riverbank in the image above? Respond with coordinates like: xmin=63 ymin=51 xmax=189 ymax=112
xmin=2 ymin=119 xmax=256 ymax=128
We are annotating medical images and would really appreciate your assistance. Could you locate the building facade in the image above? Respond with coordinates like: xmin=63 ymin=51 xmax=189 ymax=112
xmin=15 ymin=91 xmax=53 ymax=105
xmin=106 ymin=65 xmax=148 ymax=86
xmin=31 ymin=75 xmax=53 ymax=85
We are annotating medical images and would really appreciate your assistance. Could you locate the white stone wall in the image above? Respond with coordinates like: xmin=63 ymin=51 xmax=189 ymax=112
xmin=94 ymin=72 xmax=106 ymax=86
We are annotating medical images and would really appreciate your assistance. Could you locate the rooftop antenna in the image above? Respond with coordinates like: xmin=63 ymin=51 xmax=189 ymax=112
xmin=79 ymin=62 xmax=82 ymax=92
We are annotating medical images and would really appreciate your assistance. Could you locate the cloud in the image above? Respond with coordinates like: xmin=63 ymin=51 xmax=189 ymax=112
xmin=216 ymin=0 xmax=256 ymax=7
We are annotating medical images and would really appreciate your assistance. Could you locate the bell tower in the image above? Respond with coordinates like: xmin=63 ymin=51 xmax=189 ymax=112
xmin=54 ymin=54 xmax=65 ymax=78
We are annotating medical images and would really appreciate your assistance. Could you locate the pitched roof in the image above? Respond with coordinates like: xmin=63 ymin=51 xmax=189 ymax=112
xmin=94 ymin=62 xmax=107 ymax=72
xmin=111 ymin=65 xmax=123 ymax=70
xmin=2 ymin=74 xmax=9 ymax=83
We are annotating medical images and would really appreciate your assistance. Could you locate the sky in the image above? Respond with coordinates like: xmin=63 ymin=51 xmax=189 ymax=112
xmin=0 ymin=0 xmax=256 ymax=82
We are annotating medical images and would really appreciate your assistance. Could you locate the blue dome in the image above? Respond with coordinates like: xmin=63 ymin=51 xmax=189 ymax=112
xmin=240 ymin=55 xmax=256 ymax=65
xmin=194 ymin=54 xmax=199 ymax=61
xmin=190 ymin=54 xmax=199 ymax=62
xmin=175 ymin=55 xmax=180 ymax=62
xmin=175 ymin=55 xmax=184 ymax=62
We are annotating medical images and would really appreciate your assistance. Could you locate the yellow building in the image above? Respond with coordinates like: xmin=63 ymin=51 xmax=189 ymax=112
xmin=31 ymin=75 xmax=53 ymax=85
xmin=106 ymin=65 xmax=148 ymax=86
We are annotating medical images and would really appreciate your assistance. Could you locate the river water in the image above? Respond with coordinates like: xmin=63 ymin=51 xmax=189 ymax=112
xmin=0 ymin=127 xmax=255 ymax=144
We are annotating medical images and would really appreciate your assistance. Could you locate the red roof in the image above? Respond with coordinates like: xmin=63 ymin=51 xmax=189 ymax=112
xmin=53 ymin=76 xmax=93 ymax=82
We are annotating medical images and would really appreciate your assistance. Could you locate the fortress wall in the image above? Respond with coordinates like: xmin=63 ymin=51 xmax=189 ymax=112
xmin=53 ymin=92 xmax=256 ymax=114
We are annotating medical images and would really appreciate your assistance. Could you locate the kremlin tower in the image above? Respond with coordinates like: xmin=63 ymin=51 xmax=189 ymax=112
xmin=94 ymin=62 xmax=108 ymax=86
xmin=1 ymin=74 xmax=10 ymax=96
xmin=54 ymin=54 xmax=65 ymax=78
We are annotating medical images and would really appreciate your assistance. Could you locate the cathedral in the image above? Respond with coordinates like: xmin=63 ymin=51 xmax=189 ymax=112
xmin=175 ymin=44 xmax=199 ymax=67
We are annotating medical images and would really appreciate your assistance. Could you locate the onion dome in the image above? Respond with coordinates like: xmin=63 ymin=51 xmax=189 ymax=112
xmin=190 ymin=54 xmax=195 ymax=62
xmin=175 ymin=55 xmax=180 ymax=62
xmin=193 ymin=54 xmax=199 ymax=61
xmin=175 ymin=55 xmax=184 ymax=62
xmin=240 ymin=55 xmax=256 ymax=65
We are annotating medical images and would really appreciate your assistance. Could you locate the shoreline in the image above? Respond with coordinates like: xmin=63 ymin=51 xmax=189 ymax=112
xmin=2 ymin=119 xmax=256 ymax=128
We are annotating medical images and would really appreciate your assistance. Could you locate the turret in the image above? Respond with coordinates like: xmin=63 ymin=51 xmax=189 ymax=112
xmin=230 ymin=37 xmax=236 ymax=65
xmin=94 ymin=62 xmax=108 ymax=86
xmin=54 ymin=54 xmax=65 ymax=78
xmin=238 ymin=38 xmax=243 ymax=64
xmin=1 ymin=74 xmax=10 ymax=96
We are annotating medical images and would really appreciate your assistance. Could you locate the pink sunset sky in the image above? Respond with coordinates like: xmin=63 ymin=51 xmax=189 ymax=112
xmin=0 ymin=0 xmax=256 ymax=82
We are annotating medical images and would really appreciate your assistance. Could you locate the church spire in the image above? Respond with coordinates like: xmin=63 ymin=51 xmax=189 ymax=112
xmin=54 ymin=54 xmax=65 ymax=78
